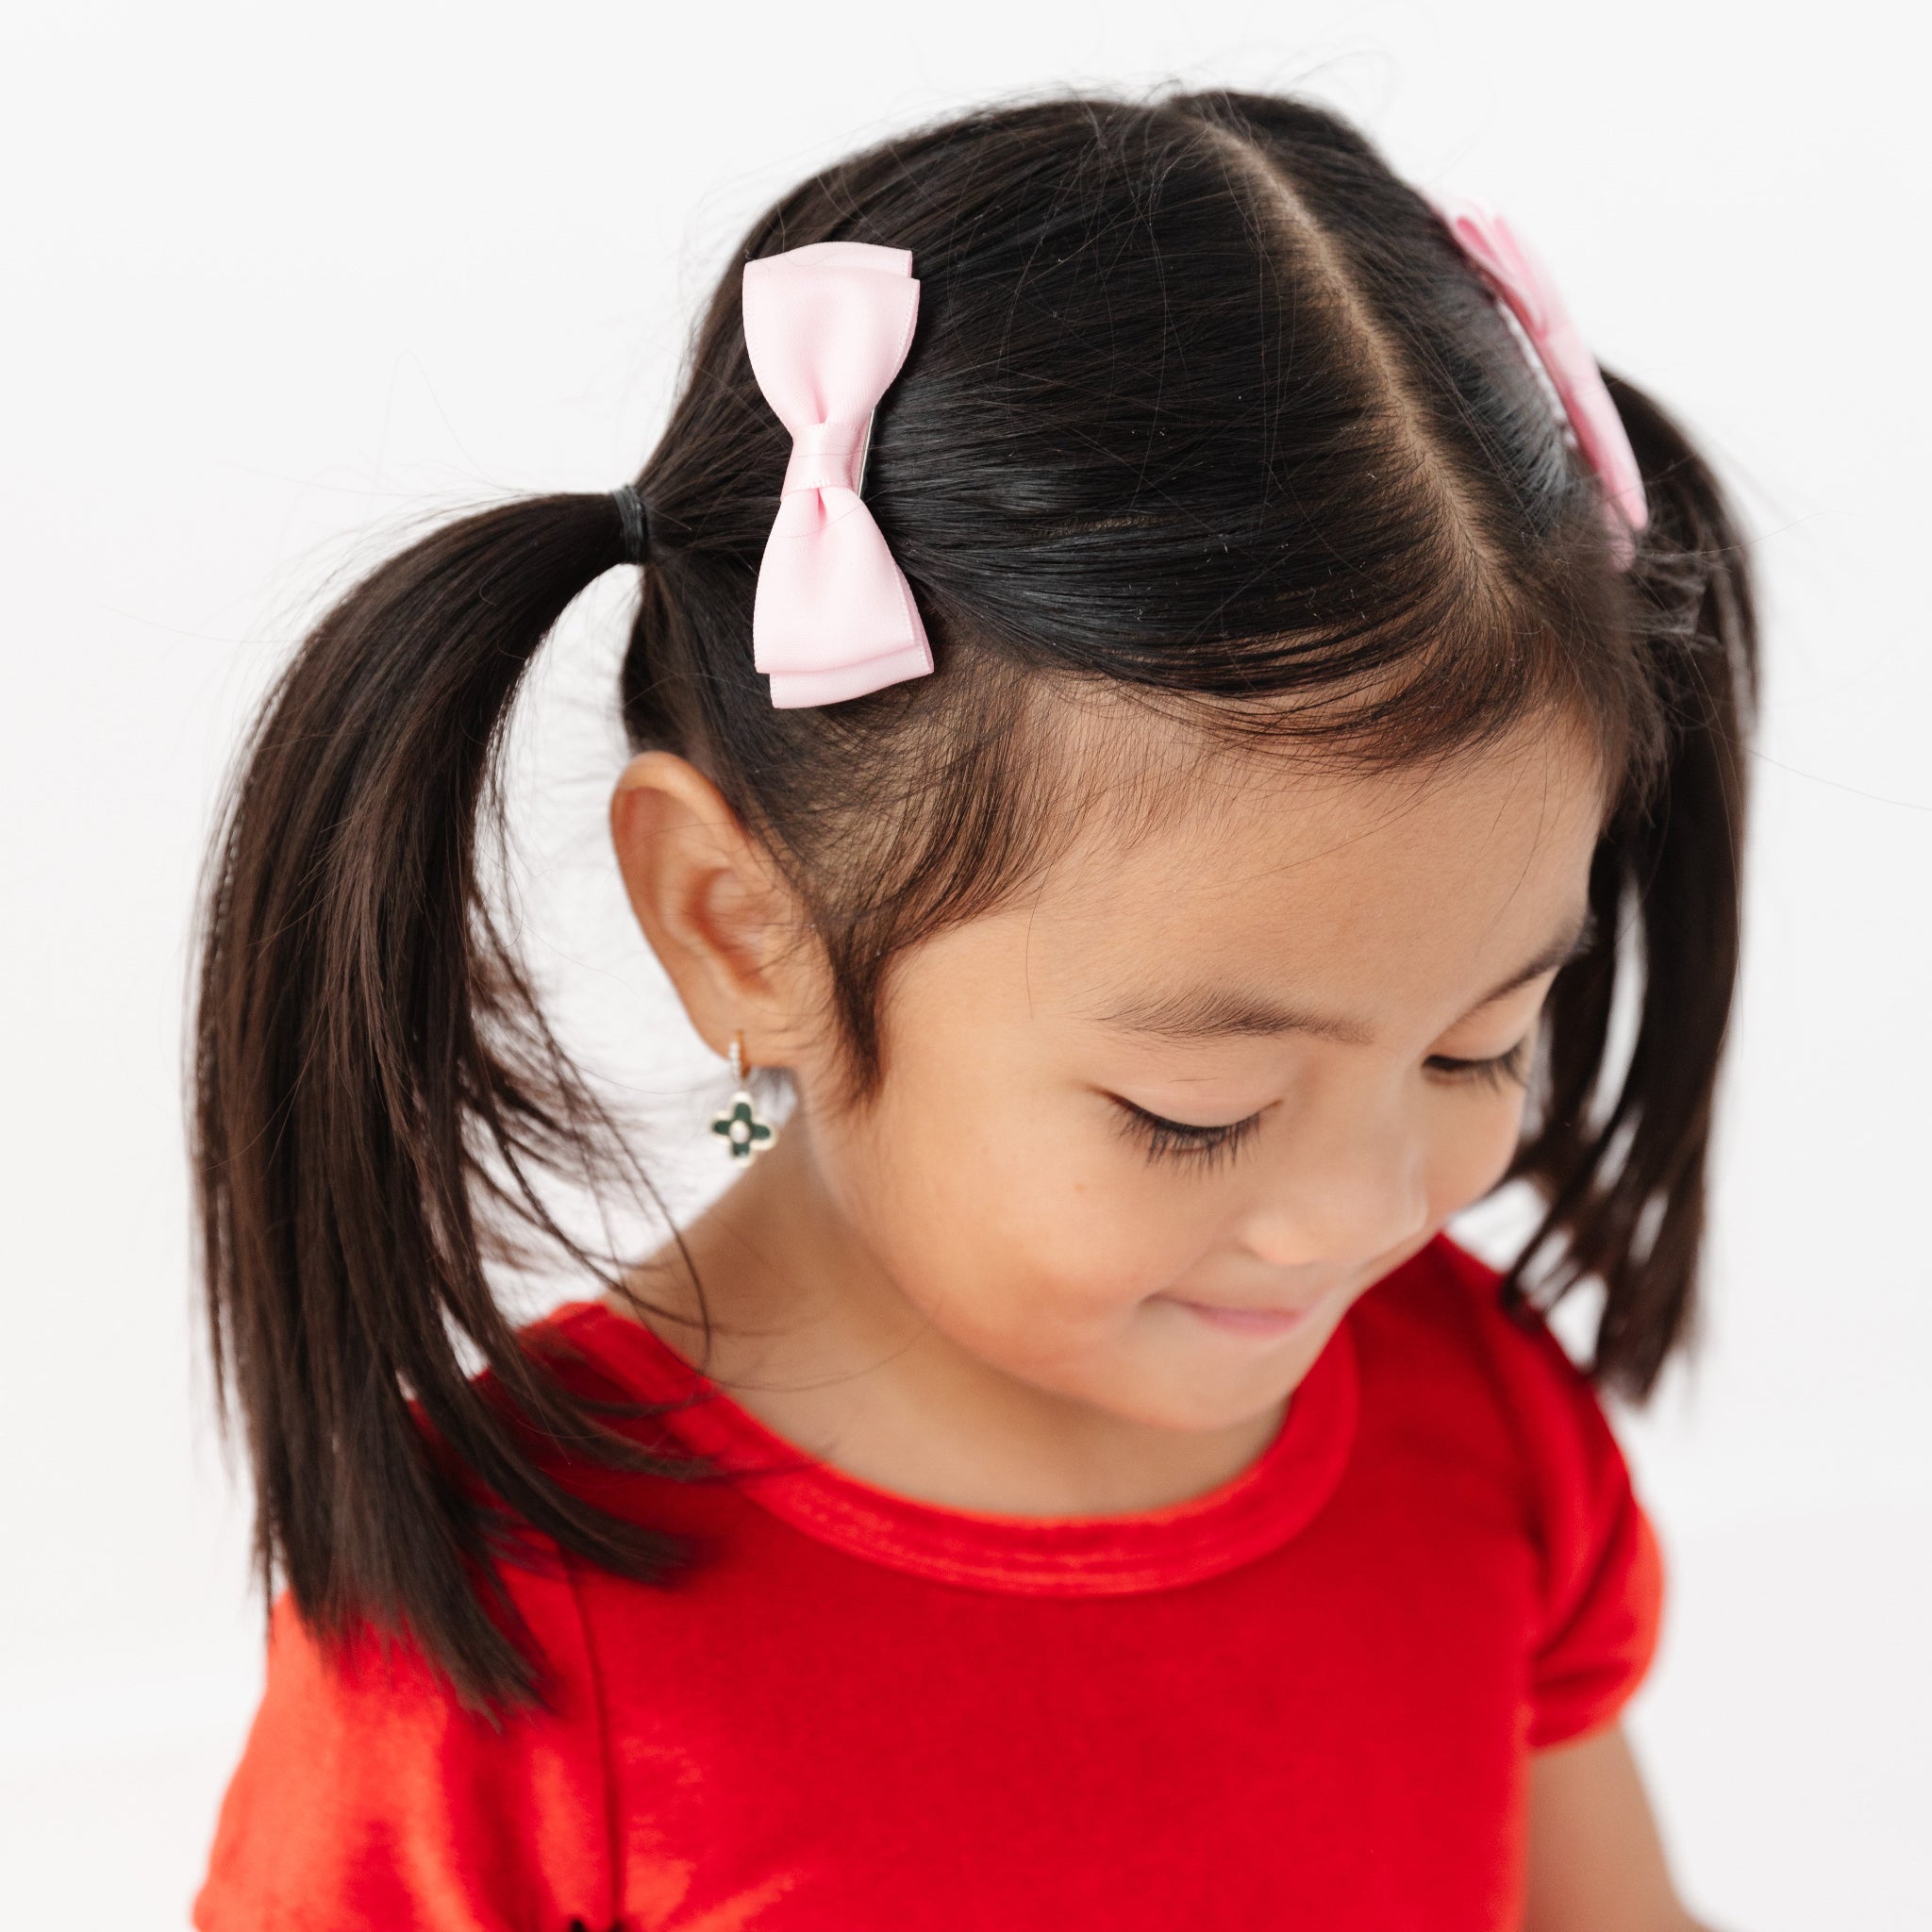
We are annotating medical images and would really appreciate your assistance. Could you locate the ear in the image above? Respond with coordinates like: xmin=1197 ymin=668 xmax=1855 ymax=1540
xmin=609 ymin=752 xmax=813 ymax=1067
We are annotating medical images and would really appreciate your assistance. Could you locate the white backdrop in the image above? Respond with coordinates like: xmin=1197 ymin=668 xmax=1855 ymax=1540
xmin=3 ymin=2 xmax=1927 ymax=1924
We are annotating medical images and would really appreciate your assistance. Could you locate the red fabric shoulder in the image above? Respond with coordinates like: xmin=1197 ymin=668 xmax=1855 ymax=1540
xmin=1425 ymin=1238 xmax=1664 ymax=1748
xmin=194 ymin=1541 xmax=613 ymax=1932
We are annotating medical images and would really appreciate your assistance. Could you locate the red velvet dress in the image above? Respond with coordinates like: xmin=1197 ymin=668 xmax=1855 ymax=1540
xmin=196 ymin=1235 xmax=1659 ymax=1930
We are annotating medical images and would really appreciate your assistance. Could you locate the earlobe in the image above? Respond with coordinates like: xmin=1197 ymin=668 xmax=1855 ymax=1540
xmin=608 ymin=751 xmax=796 ymax=1057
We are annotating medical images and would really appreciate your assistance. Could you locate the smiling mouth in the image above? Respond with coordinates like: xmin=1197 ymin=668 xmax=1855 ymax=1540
xmin=1160 ymin=1295 xmax=1328 ymax=1339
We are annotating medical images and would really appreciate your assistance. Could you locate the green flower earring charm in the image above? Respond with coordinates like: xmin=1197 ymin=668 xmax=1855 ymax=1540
xmin=710 ymin=1033 xmax=776 ymax=1163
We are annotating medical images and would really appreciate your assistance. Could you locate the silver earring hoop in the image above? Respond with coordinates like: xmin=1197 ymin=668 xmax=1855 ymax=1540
xmin=709 ymin=1032 xmax=777 ymax=1162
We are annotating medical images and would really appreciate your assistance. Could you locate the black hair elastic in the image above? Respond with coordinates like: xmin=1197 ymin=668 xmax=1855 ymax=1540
xmin=609 ymin=483 xmax=650 ymax=566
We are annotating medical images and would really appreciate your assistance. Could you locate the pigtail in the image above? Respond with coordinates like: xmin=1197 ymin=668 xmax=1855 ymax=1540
xmin=193 ymin=492 xmax=694 ymax=1710
xmin=1508 ymin=378 xmax=1758 ymax=1396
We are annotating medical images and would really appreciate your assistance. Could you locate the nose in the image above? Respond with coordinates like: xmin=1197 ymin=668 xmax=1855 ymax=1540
xmin=1236 ymin=1101 xmax=1431 ymax=1272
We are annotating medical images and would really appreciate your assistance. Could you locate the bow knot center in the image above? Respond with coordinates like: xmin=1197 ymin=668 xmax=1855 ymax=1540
xmin=782 ymin=418 xmax=870 ymax=496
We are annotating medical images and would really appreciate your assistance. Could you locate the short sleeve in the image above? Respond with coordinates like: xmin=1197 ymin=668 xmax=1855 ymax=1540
xmin=1508 ymin=1321 xmax=1664 ymax=1748
xmin=1437 ymin=1242 xmax=1665 ymax=1750
xmin=194 ymin=1550 xmax=613 ymax=1932
xmin=1528 ymin=1449 xmax=1662 ymax=1747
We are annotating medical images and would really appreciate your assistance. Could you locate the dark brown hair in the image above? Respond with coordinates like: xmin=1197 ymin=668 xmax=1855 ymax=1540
xmin=194 ymin=89 xmax=1755 ymax=1707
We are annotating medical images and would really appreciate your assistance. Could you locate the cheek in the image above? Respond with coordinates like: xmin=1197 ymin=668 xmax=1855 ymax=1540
xmin=1424 ymin=1084 xmax=1532 ymax=1219
xmin=824 ymin=1058 xmax=1212 ymax=1354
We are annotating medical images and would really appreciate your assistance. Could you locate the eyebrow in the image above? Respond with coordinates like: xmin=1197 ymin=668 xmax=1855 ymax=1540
xmin=1091 ymin=909 xmax=1597 ymax=1045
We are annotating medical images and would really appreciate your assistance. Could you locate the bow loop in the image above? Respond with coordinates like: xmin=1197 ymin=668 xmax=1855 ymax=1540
xmin=1430 ymin=196 xmax=1648 ymax=566
xmin=741 ymin=241 xmax=932 ymax=708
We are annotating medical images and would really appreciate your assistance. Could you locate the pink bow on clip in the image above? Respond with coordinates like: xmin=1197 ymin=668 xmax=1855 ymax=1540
xmin=741 ymin=241 xmax=933 ymax=708
xmin=1429 ymin=196 xmax=1649 ymax=567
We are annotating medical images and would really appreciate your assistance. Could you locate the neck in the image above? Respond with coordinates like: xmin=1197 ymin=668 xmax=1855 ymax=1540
xmin=612 ymin=1120 xmax=1286 ymax=1518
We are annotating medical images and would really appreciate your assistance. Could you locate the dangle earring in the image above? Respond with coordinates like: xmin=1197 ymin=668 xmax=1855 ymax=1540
xmin=709 ymin=1033 xmax=776 ymax=1163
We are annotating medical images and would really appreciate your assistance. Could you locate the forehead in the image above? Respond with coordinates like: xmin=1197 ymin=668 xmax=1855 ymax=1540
xmin=1002 ymin=715 xmax=1605 ymax=1028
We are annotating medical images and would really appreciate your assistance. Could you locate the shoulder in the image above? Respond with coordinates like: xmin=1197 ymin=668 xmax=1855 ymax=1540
xmin=1358 ymin=1233 xmax=1641 ymax=1527
xmin=196 ymin=1302 xmax=733 ymax=1930
xmin=195 ymin=1537 xmax=614 ymax=1931
xmin=1355 ymin=1236 xmax=1665 ymax=1745
xmin=1358 ymin=1233 xmax=1620 ymax=1457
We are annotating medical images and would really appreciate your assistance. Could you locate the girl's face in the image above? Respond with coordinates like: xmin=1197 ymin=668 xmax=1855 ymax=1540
xmin=781 ymin=716 xmax=1607 ymax=1435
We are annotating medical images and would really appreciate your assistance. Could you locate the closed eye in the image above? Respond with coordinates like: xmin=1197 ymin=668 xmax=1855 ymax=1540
xmin=1424 ymin=1038 xmax=1532 ymax=1091
xmin=1110 ymin=1096 xmax=1267 ymax=1169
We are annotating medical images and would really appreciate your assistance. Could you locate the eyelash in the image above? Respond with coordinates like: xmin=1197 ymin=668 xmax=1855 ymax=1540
xmin=1113 ymin=1038 xmax=1534 ymax=1168
xmin=1113 ymin=1099 xmax=1266 ymax=1170
xmin=1424 ymin=1038 xmax=1534 ymax=1091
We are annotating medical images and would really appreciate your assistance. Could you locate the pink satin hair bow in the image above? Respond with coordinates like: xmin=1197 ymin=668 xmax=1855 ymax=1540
xmin=1429 ymin=196 xmax=1649 ymax=567
xmin=739 ymin=216 xmax=1643 ymax=710
xmin=742 ymin=241 xmax=933 ymax=708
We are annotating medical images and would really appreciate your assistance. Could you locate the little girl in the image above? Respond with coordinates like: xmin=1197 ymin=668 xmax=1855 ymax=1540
xmin=192 ymin=90 xmax=1751 ymax=1931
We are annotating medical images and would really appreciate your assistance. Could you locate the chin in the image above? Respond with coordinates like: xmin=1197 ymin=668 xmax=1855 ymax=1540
xmin=1132 ymin=1333 xmax=1337 ymax=1436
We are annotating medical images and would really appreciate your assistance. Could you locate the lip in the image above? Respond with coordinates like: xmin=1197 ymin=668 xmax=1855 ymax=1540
xmin=1161 ymin=1294 xmax=1328 ymax=1340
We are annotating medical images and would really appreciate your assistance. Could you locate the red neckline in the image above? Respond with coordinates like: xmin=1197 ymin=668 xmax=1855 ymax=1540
xmin=543 ymin=1299 xmax=1359 ymax=1597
